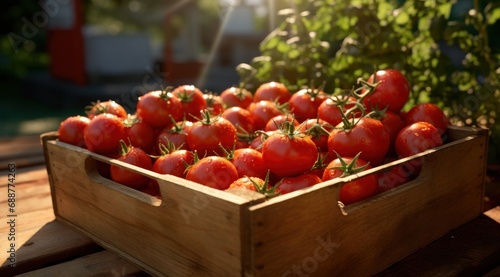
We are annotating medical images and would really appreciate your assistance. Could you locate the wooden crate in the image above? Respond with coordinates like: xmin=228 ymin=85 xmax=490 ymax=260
xmin=41 ymin=126 xmax=488 ymax=277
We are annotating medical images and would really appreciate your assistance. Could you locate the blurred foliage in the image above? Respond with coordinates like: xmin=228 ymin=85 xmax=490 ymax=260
xmin=0 ymin=1 xmax=50 ymax=79
xmin=237 ymin=0 xmax=500 ymax=163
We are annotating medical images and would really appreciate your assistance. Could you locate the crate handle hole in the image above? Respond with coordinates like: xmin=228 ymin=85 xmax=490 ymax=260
xmin=85 ymin=156 xmax=163 ymax=207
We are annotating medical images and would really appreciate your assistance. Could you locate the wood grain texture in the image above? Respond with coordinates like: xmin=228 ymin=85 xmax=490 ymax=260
xmin=44 ymin=138 xmax=265 ymax=277
xmin=0 ymin=167 xmax=101 ymax=276
xmin=39 ymin=127 xmax=491 ymax=277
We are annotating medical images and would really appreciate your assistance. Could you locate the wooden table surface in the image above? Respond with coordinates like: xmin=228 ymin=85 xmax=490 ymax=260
xmin=1 ymin=135 xmax=500 ymax=277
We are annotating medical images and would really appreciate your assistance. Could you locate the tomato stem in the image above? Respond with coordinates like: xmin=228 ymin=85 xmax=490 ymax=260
xmin=330 ymin=151 xmax=369 ymax=178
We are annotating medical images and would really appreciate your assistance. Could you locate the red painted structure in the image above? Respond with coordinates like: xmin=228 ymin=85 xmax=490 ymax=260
xmin=47 ymin=0 xmax=86 ymax=85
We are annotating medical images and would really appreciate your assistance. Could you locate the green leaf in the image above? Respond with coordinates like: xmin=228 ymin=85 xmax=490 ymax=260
xmin=486 ymin=6 xmax=500 ymax=25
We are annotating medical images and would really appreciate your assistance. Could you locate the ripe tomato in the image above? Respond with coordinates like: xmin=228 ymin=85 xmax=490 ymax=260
xmin=405 ymin=103 xmax=450 ymax=135
xmin=264 ymin=114 xmax=300 ymax=132
xmin=58 ymin=115 xmax=91 ymax=148
xmin=141 ymin=180 xmax=161 ymax=198
xmin=376 ymin=110 xmax=405 ymax=144
xmin=288 ymin=88 xmax=328 ymax=122
xmin=230 ymin=148 xmax=267 ymax=180
xmin=395 ymin=121 xmax=443 ymax=158
xmin=377 ymin=161 xmax=413 ymax=193
xmin=247 ymin=100 xmax=284 ymax=130
xmin=322 ymin=155 xmax=378 ymax=205
xmin=110 ymin=142 xmax=153 ymax=190
xmin=275 ymin=173 xmax=322 ymax=194
xmin=171 ymin=85 xmax=207 ymax=122
xmin=86 ymin=100 xmax=127 ymax=119
xmin=124 ymin=115 xmax=156 ymax=153
xmin=84 ymin=113 xmax=127 ymax=154
xmin=362 ymin=69 xmax=410 ymax=113
xmin=328 ymin=117 xmax=390 ymax=166
xmin=298 ymin=118 xmax=333 ymax=152
xmin=254 ymin=81 xmax=291 ymax=104
xmin=248 ymin=131 xmax=274 ymax=152
xmin=156 ymin=120 xmax=193 ymax=152
xmin=187 ymin=111 xmax=237 ymax=156
xmin=220 ymin=86 xmax=254 ymax=109
xmin=153 ymin=149 xmax=194 ymax=178
xmin=317 ymin=95 xmax=356 ymax=127
xmin=227 ymin=176 xmax=265 ymax=192
xmin=261 ymin=125 xmax=317 ymax=177
xmin=221 ymin=107 xmax=256 ymax=134
xmin=186 ymin=156 xmax=239 ymax=190
xmin=136 ymin=89 xmax=183 ymax=130
xmin=203 ymin=93 xmax=225 ymax=116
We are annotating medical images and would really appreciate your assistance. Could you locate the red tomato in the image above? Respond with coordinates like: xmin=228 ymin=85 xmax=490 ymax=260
xmin=227 ymin=176 xmax=265 ymax=192
xmin=264 ymin=114 xmax=300 ymax=132
xmin=58 ymin=115 xmax=90 ymax=148
xmin=377 ymin=162 xmax=413 ymax=193
xmin=110 ymin=142 xmax=153 ymax=190
xmin=248 ymin=131 xmax=274 ymax=152
xmin=124 ymin=115 xmax=156 ymax=153
xmin=322 ymin=155 xmax=378 ymax=205
xmin=203 ymin=93 xmax=225 ymax=116
xmin=136 ymin=90 xmax=183 ymax=130
xmin=230 ymin=148 xmax=267 ymax=180
xmin=327 ymin=117 xmax=390 ymax=166
xmin=254 ymin=82 xmax=291 ymax=104
xmin=171 ymin=85 xmax=207 ymax=122
xmin=153 ymin=149 xmax=194 ymax=178
xmin=86 ymin=100 xmax=127 ymax=119
xmin=297 ymin=118 xmax=333 ymax=152
xmin=84 ymin=113 xmax=127 ymax=154
xmin=141 ymin=180 xmax=161 ymax=198
xmin=405 ymin=103 xmax=450 ymax=135
xmin=156 ymin=120 xmax=193 ymax=153
xmin=362 ymin=69 xmax=410 ymax=113
xmin=288 ymin=88 xmax=328 ymax=122
xmin=377 ymin=110 xmax=405 ymax=144
xmin=221 ymin=107 xmax=256 ymax=134
xmin=187 ymin=112 xmax=237 ymax=156
xmin=220 ymin=86 xmax=254 ymax=109
xmin=247 ymin=100 xmax=284 ymax=130
xmin=317 ymin=95 xmax=356 ymax=127
xmin=395 ymin=121 xmax=443 ymax=158
xmin=261 ymin=126 xmax=318 ymax=177
xmin=186 ymin=156 xmax=239 ymax=190
xmin=275 ymin=173 xmax=322 ymax=194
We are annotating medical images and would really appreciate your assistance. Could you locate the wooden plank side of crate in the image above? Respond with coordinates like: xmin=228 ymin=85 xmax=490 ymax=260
xmin=43 ymin=138 xmax=265 ymax=277
xmin=246 ymin=130 xmax=487 ymax=277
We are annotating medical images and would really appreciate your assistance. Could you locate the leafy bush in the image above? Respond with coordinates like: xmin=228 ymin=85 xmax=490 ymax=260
xmin=237 ymin=0 xmax=500 ymax=163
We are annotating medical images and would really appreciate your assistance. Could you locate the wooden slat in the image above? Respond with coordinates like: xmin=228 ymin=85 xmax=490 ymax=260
xmin=0 ymin=219 xmax=103 ymax=276
xmin=0 ymin=135 xmax=45 ymax=169
xmin=0 ymin=167 xmax=101 ymax=276
xmin=247 ymin=129 xmax=488 ymax=276
xmin=16 ymin=250 xmax=145 ymax=277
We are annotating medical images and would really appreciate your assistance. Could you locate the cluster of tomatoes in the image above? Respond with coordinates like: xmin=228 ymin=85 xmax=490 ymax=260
xmin=57 ymin=69 xmax=450 ymax=205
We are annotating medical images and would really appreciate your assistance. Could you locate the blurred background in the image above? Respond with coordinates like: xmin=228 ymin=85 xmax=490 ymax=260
xmin=1 ymin=0 xmax=273 ymax=137
xmin=1 ymin=0 xmax=499 ymax=167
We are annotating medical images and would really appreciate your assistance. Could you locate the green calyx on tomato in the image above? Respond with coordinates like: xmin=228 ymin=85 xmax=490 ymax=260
xmin=156 ymin=139 xmax=182 ymax=157
xmin=330 ymin=152 xmax=369 ymax=178
xmin=118 ymin=140 xmax=132 ymax=156
xmin=122 ymin=114 xmax=140 ymax=127
xmin=249 ymin=170 xmax=280 ymax=198
xmin=276 ymin=115 xmax=305 ymax=139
